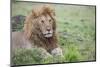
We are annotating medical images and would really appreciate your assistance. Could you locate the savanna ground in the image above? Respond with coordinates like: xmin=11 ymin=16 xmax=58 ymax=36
xmin=11 ymin=1 xmax=96 ymax=66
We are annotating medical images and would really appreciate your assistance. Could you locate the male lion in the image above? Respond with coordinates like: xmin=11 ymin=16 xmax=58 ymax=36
xmin=12 ymin=5 xmax=63 ymax=56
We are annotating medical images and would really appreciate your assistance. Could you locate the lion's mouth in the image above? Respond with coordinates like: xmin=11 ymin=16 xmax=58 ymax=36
xmin=44 ymin=33 xmax=53 ymax=38
xmin=43 ymin=31 xmax=53 ymax=38
xmin=43 ymin=30 xmax=53 ymax=38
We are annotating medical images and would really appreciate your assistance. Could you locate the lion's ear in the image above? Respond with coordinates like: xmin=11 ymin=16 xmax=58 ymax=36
xmin=32 ymin=9 xmax=38 ymax=18
xmin=52 ymin=9 xmax=56 ymax=16
xmin=51 ymin=11 xmax=56 ymax=19
xmin=52 ymin=12 xmax=56 ymax=31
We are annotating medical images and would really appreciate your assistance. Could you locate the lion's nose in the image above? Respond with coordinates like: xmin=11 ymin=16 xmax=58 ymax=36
xmin=47 ymin=28 xmax=50 ymax=31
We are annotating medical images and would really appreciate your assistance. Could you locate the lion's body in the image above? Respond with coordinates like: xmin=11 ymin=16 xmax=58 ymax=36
xmin=12 ymin=32 xmax=33 ymax=51
xmin=12 ymin=31 xmax=58 ymax=52
xmin=12 ymin=5 xmax=62 ymax=56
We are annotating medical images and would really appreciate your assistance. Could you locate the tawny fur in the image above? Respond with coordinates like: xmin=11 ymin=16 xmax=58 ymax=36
xmin=12 ymin=5 xmax=60 ymax=53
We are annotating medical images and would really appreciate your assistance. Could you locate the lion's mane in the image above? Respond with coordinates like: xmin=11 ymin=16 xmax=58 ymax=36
xmin=23 ymin=5 xmax=58 ymax=52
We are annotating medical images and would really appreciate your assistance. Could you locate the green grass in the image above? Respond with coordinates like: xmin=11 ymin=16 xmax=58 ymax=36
xmin=11 ymin=1 xmax=96 ymax=65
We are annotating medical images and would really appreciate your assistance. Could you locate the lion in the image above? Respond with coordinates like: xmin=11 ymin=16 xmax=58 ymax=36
xmin=12 ymin=5 xmax=63 ymax=56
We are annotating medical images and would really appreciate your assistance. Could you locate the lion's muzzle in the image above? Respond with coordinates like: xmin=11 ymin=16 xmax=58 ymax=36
xmin=43 ymin=30 xmax=53 ymax=38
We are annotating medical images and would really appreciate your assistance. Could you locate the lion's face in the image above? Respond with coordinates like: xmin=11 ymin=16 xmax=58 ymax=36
xmin=24 ymin=5 xmax=56 ymax=39
xmin=36 ymin=14 xmax=54 ymax=38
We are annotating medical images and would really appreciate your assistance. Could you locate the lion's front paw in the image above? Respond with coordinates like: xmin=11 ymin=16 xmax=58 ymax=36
xmin=51 ymin=48 xmax=63 ymax=56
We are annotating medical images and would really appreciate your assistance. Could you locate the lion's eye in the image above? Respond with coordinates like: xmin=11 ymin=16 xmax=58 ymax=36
xmin=41 ymin=20 xmax=44 ymax=23
xmin=49 ymin=19 xmax=51 ymax=22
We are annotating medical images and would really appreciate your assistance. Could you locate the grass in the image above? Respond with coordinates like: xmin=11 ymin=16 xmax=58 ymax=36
xmin=11 ymin=1 xmax=96 ymax=65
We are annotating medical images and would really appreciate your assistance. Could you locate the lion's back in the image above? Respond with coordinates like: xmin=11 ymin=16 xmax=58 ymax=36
xmin=12 ymin=32 xmax=33 ymax=52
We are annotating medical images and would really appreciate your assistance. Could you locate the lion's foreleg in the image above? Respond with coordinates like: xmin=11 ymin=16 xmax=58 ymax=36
xmin=51 ymin=47 xmax=63 ymax=56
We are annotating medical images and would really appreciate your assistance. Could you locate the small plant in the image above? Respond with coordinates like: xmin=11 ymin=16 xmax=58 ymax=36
xmin=64 ymin=44 xmax=82 ymax=62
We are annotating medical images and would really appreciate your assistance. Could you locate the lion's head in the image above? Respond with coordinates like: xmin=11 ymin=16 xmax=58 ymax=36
xmin=23 ymin=5 xmax=56 ymax=39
